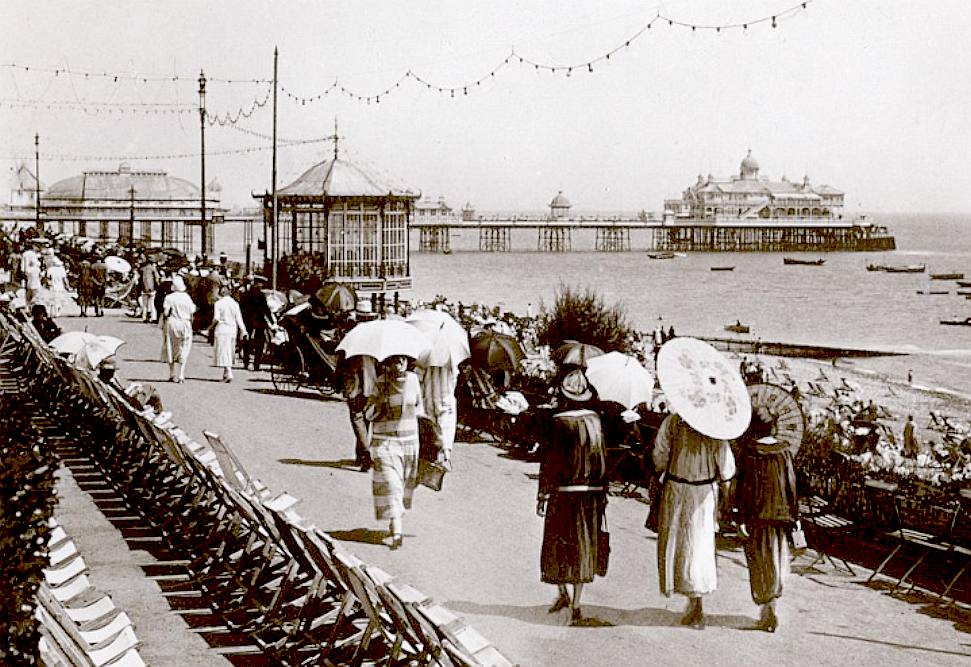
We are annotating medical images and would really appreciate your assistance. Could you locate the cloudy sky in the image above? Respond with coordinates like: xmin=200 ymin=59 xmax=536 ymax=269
xmin=2 ymin=0 xmax=969 ymax=213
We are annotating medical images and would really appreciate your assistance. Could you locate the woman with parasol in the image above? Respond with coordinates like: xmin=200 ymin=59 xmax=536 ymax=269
xmin=652 ymin=338 xmax=750 ymax=629
xmin=734 ymin=383 xmax=803 ymax=633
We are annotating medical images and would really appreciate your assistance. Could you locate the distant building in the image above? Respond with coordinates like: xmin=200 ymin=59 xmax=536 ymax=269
xmin=8 ymin=162 xmax=42 ymax=208
xmin=461 ymin=202 xmax=476 ymax=221
xmin=22 ymin=162 xmax=222 ymax=252
xmin=413 ymin=196 xmax=457 ymax=225
xmin=664 ymin=150 xmax=845 ymax=221
xmin=549 ymin=191 xmax=572 ymax=219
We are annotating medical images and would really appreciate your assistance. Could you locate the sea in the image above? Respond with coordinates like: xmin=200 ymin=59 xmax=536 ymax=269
xmin=213 ymin=213 xmax=971 ymax=399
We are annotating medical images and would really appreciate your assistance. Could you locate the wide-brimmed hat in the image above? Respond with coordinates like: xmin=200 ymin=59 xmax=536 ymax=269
xmin=171 ymin=275 xmax=187 ymax=292
xmin=99 ymin=356 xmax=118 ymax=370
xmin=356 ymin=300 xmax=373 ymax=314
xmin=560 ymin=369 xmax=593 ymax=402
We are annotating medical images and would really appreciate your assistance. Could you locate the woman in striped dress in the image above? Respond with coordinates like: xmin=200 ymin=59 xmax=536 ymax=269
xmin=366 ymin=355 xmax=425 ymax=550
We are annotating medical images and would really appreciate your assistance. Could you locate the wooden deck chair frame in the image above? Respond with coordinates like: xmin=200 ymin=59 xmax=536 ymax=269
xmin=204 ymin=430 xmax=266 ymax=498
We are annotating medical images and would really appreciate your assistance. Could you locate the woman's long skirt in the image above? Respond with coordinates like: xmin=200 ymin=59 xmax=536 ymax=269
xmin=743 ymin=523 xmax=789 ymax=605
xmin=213 ymin=332 xmax=236 ymax=368
xmin=657 ymin=480 xmax=719 ymax=597
xmin=540 ymin=492 xmax=604 ymax=585
xmin=370 ymin=437 xmax=419 ymax=522
xmin=162 ymin=318 xmax=193 ymax=364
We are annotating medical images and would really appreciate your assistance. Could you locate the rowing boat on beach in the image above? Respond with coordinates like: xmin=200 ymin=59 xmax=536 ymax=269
xmin=784 ymin=257 xmax=826 ymax=266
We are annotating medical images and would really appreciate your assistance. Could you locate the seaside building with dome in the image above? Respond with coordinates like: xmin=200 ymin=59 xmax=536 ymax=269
xmin=664 ymin=150 xmax=845 ymax=222
xmin=2 ymin=161 xmax=223 ymax=253
xmin=255 ymin=144 xmax=420 ymax=297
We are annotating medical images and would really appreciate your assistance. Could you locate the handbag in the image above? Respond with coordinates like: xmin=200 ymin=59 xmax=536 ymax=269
xmin=790 ymin=520 xmax=808 ymax=551
xmin=597 ymin=513 xmax=610 ymax=577
xmin=644 ymin=477 xmax=663 ymax=533
xmin=418 ymin=458 xmax=448 ymax=492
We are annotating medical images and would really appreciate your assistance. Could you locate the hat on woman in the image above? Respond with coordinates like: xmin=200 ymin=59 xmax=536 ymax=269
xmin=560 ymin=368 xmax=593 ymax=402
xmin=171 ymin=275 xmax=187 ymax=292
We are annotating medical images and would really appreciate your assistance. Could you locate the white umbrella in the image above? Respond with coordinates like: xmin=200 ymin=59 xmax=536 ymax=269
xmin=584 ymin=351 xmax=654 ymax=409
xmin=656 ymin=337 xmax=751 ymax=440
xmin=336 ymin=319 xmax=430 ymax=362
xmin=104 ymin=256 xmax=131 ymax=274
xmin=49 ymin=331 xmax=126 ymax=370
xmin=406 ymin=309 xmax=470 ymax=368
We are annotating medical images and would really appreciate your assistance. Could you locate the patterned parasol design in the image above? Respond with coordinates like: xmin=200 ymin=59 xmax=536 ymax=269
xmin=746 ymin=383 xmax=805 ymax=455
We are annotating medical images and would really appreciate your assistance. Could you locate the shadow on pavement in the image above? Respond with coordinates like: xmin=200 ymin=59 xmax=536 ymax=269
xmin=326 ymin=528 xmax=390 ymax=545
xmin=445 ymin=601 xmax=750 ymax=629
xmin=278 ymin=457 xmax=362 ymax=470
xmin=247 ymin=388 xmax=327 ymax=400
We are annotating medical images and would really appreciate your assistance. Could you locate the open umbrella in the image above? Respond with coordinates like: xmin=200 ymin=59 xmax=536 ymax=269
xmin=49 ymin=331 xmax=126 ymax=370
xmin=746 ymin=383 xmax=805 ymax=455
xmin=407 ymin=309 xmax=470 ymax=368
xmin=104 ymin=256 xmax=131 ymax=274
xmin=470 ymin=330 xmax=524 ymax=372
xmin=584 ymin=351 xmax=653 ymax=409
xmin=656 ymin=337 xmax=751 ymax=440
xmin=336 ymin=319 xmax=430 ymax=362
xmin=552 ymin=340 xmax=605 ymax=368
xmin=314 ymin=282 xmax=357 ymax=313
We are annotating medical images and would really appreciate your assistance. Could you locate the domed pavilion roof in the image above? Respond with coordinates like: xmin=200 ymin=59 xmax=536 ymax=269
xmin=550 ymin=191 xmax=572 ymax=208
xmin=740 ymin=150 xmax=760 ymax=178
xmin=278 ymin=157 xmax=418 ymax=198
xmin=45 ymin=163 xmax=201 ymax=200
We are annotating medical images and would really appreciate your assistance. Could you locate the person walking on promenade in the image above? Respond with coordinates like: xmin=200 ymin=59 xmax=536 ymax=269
xmin=90 ymin=254 xmax=108 ymax=317
xmin=537 ymin=408 xmax=608 ymax=626
xmin=365 ymin=354 xmax=425 ymax=550
xmin=416 ymin=362 xmax=459 ymax=467
xmin=208 ymin=284 xmax=247 ymax=383
xmin=75 ymin=256 xmax=96 ymax=317
xmin=139 ymin=257 xmax=160 ymax=323
xmin=161 ymin=275 xmax=196 ymax=383
xmin=42 ymin=256 xmax=72 ymax=317
xmin=652 ymin=412 xmax=736 ymax=629
xmin=239 ymin=277 xmax=270 ymax=371
xmin=339 ymin=352 xmax=377 ymax=471
xmin=734 ymin=413 xmax=799 ymax=633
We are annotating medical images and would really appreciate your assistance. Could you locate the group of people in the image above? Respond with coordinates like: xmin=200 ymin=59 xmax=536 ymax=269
xmin=534 ymin=346 xmax=799 ymax=631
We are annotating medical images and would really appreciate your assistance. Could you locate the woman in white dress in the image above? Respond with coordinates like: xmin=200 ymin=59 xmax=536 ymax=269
xmin=209 ymin=284 xmax=247 ymax=382
xmin=42 ymin=256 xmax=73 ymax=317
xmin=161 ymin=275 xmax=197 ymax=383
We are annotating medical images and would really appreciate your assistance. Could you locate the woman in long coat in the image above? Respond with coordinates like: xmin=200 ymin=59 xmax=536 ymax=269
xmin=735 ymin=415 xmax=798 ymax=632
xmin=209 ymin=284 xmax=247 ymax=382
xmin=161 ymin=275 xmax=196 ymax=383
xmin=652 ymin=413 xmax=736 ymax=629
xmin=537 ymin=406 xmax=607 ymax=626
xmin=365 ymin=355 xmax=424 ymax=550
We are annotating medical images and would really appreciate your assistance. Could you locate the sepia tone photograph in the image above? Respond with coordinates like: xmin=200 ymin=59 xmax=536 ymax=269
xmin=1 ymin=1 xmax=970 ymax=664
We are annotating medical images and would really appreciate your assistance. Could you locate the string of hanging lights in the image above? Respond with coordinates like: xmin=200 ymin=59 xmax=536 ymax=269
xmin=0 ymin=63 xmax=270 ymax=84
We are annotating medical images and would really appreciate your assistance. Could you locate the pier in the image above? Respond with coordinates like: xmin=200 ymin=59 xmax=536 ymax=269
xmin=411 ymin=216 xmax=896 ymax=253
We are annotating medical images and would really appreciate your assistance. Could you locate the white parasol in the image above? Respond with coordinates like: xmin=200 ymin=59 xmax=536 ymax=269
xmin=49 ymin=331 xmax=126 ymax=370
xmin=336 ymin=319 xmax=430 ymax=362
xmin=656 ymin=337 xmax=751 ymax=440
xmin=104 ymin=256 xmax=131 ymax=274
xmin=406 ymin=309 xmax=470 ymax=368
xmin=584 ymin=351 xmax=654 ymax=409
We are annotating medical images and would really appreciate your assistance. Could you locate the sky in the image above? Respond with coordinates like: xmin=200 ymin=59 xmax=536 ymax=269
xmin=2 ymin=0 xmax=970 ymax=214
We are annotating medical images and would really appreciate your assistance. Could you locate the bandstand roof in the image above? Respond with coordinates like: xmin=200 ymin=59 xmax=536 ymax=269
xmin=46 ymin=163 xmax=201 ymax=201
xmin=278 ymin=157 xmax=418 ymax=198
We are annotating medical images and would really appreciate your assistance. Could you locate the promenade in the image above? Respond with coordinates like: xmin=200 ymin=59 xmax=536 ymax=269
xmin=51 ymin=310 xmax=971 ymax=666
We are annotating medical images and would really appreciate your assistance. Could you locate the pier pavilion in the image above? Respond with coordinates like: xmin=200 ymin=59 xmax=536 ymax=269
xmin=0 ymin=161 xmax=223 ymax=255
xmin=255 ymin=147 xmax=419 ymax=297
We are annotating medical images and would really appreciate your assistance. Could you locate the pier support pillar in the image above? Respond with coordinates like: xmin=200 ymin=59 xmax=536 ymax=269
xmin=479 ymin=227 xmax=511 ymax=252
xmin=595 ymin=227 xmax=630 ymax=251
xmin=537 ymin=227 xmax=571 ymax=252
xmin=418 ymin=226 xmax=451 ymax=253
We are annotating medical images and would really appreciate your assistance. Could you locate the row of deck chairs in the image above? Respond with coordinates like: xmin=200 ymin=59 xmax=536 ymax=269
xmin=0 ymin=309 xmax=516 ymax=666
xmin=37 ymin=520 xmax=145 ymax=667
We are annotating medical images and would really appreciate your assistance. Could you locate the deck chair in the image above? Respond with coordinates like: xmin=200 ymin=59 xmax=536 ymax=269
xmin=797 ymin=480 xmax=858 ymax=575
xmin=204 ymin=430 xmax=267 ymax=499
xmin=938 ymin=491 xmax=971 ymax=605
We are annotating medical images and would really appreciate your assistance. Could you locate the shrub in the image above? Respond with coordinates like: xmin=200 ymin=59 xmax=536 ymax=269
xmin=536 ymin=283 xmax=636 ymax=354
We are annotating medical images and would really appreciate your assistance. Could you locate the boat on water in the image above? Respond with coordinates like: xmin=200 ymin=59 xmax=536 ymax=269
xmin=783 ymin=257 xmax=826 ymax=266
xmin=940 ymin=317 xmax=971 ymax=326
xmin=710 ymin=266 xmax=735 ymax=272
xmin=724 ymin=322 xmax=751 ymax=334
xmin=957 ymin=280 xmax=971 ymax=287
xmin=930 ymin=272 xmax=965 ymax=280
xmin=648 ymin=251 xmax=676 ymax=259
xmin=916 ymin=290 xmax=949 ymax=295
xmin=882 ymin=264 xmax=926 ymax=273
xmin=866 ymin=263 xmax=887 ymax=271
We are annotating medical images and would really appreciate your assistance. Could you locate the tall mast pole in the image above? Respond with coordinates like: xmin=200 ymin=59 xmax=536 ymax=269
xmin=271 ymin=47 xmax=279 ymax=291
xmin=34 ymin=132 xmax=42 ymax=231
xmin=199 ymin=70 xmax=208 ymax=258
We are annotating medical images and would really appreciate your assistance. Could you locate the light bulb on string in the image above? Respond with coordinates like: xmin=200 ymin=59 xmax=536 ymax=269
xmin=772 ymin=16 xmax=777 ymax=28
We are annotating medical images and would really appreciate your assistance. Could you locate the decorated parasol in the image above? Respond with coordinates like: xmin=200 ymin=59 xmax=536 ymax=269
xmin=656 ymin=337 xmax=751 ymax=440
xmin=314 ymin=282 xmax=357 ymax=313
xmin=746 ymin=383 xmax=805 ymax=455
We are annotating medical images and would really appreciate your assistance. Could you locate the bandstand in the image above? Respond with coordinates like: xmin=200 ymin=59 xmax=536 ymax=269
xmin=256 ymin=147 xmax=420 ymax=298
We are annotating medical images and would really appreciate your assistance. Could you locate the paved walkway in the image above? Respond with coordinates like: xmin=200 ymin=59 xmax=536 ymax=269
xmin=61 ymin=310 xmax=971 ymax=665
